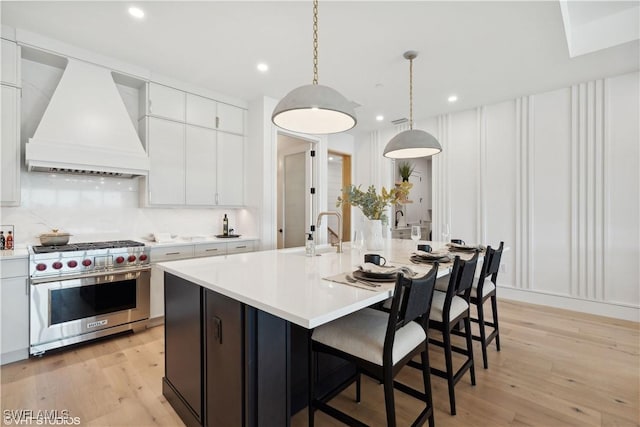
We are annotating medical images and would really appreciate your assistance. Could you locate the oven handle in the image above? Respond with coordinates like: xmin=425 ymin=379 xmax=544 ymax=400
xmin=31 ymin=267 xmax=151 ymax=285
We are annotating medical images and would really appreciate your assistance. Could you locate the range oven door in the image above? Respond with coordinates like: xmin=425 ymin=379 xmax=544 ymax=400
xmin=30 ymin=269 xmax=150 ymax=354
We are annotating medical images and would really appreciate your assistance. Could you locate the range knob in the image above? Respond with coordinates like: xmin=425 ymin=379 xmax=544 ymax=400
xmin=36 ymin=263 xmax=47 ymax=271
xmin=67 ymin=260 xmax=78 ymax=268
xmin=127 ymin=255 xmax=137 ymax=263
xmin=139 ymin=254 xmax=148 ymax=261
xmin=82 ymin=259 xmax=92 ymax=267
xmin=116 ymin=256 xmax=125 ymax=264
xmin=52 ymin=262 xmax=63 ymax=270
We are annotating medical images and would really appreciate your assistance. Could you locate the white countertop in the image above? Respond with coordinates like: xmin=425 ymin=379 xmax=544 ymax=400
xmin=144 ymin=235 xmax=259 ymax=248
xmin=157 ymin=239 xmax=453 ymax=329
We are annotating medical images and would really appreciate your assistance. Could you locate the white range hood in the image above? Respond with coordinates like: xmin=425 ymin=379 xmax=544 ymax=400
xmin=26 ymin=59 xmax=149 ymax=178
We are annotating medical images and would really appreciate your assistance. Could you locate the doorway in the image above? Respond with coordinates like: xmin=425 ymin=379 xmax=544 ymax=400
xmin=277 ymin=134 xmax=314 ymax=249
xmin=327 ymin=151 xmax=352 ymax=242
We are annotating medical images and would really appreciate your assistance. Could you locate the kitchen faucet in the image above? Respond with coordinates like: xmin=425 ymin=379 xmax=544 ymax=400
xmin=316 ymin=211 xmax=343 ymax=253
xmin=395 ymin=209 xmax=404 ymax=228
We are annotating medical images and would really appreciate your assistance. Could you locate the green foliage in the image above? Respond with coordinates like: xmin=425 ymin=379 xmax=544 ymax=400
xmin=336 ymin=181 xmax=412 ymax=220
xmin=398 ymin=161 xmax=415 ymax=180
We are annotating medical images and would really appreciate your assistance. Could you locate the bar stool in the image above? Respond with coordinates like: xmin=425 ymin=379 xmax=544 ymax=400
xmin=468 ymin=242 xmax=504 ymax=369
xmin=427 ymin=253 xmax=479 ymax=415
xmin=309 ymin=265 xmax=439 ymax=427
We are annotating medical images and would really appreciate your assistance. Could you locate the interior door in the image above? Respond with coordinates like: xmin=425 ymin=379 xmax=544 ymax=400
xmin=283 ymin=152 xmax=306 ymax=248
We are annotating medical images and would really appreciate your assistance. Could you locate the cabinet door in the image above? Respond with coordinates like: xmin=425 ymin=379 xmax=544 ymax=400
xmin=149 ymin=83 xmax=185 ymax=121
xmin=148 ymin=118 xmax=185 ymax=205
xmin=1 ymin=39 xmax=18 ymax=86
xmin=405 ymin=171 xmax=424 ymax=224
xmin=1 ymin=276 xmax=29 ymax=363
xmin=205 ymin=290 xmax=243 ymax=427
xmin=216 ymin=133 xmax=244 ymax=206
xmin=165 ymin=274 xmax=203 ymax=421
xmin=186 ymin=94 xmax=217 ymax=129
xmin=149 ymin=265 xmax=164 ymax=319
xmin=1 ymin=86 xmax=20 ymax=206
xmin=185 ymin=125 xmax=217 ymax=205
xmin=216 ymin=103 xmax=244 ymax=135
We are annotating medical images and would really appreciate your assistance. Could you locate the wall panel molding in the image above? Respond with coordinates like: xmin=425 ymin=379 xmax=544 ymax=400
xmin=515 ymin=96 xmax=533 ymax=290
xmin=571 ymin=80 xmax=606 ymax=301
xmin=432 ymin=114 xmax=451 ymax=240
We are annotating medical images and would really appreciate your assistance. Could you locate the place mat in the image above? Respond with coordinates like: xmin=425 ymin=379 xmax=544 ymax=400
xmin=323 ymin=273 xmax=389 ymax=291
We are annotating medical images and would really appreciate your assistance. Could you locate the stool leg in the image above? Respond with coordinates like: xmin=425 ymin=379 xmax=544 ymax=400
xmin=308 ymin=340 xmax=315 ymax=427
xmin=477 ymin=299 xmax=489 ymax=369
xmin=356 ymin=369 xmax=361 ymax=403
xmin=421 ymin=349 xmax=435 ymax=427
xmin=491 ymin=294 xmax=501 ymax=351
xmin=443 ymin=326 xmax=456 ymax=415
xmin=464 ymin=316 xmax=476 ymax=386
xmin=383 ymin=366 xmax=396 ymax=427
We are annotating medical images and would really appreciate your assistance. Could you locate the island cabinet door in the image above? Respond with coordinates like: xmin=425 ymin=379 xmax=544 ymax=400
xmin=164 ymin=273 xmax=203 ymax=427
xmin=204 ymin=289 xmax=244 ymax=427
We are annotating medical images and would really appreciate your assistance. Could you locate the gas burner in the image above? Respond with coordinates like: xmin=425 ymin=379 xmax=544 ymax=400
xmin=32 ymin=240 xmax=145 ymax=254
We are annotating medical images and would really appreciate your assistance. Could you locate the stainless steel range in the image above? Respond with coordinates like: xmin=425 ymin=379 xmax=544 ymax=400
xmin=29 ymin=240 xmax=151 ymax=355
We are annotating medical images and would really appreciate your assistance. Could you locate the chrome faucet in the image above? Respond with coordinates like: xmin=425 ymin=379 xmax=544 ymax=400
xmin=395 ymin=209 xmax=404 ymax=228
xmin=316 ymin=211 xmax=343 ymax=253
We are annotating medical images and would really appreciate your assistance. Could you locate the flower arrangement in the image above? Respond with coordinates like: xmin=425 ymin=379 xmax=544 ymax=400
xmin=336 ymin=181 xmax=412 ymax=221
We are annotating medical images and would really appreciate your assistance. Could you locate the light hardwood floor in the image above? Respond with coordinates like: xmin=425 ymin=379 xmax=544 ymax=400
xmin=2 ymin=300 xmax=638 ymax=426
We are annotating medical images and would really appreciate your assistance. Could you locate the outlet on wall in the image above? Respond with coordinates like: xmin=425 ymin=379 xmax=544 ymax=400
xmin=500 ymin=263 xmax=507 ymax=273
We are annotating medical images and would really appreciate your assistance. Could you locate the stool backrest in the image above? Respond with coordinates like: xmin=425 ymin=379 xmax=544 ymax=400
xmin=441 ymin=252 xmax=480 ymax=323
xmin=476 ymin=242 xmax=504 ymax=296
xmin=384 ymin=265 xmax=438 ymax=363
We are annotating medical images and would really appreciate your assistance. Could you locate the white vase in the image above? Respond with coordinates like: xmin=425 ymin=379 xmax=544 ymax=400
xmin=366 ymin=219 xmax=384 ymax=250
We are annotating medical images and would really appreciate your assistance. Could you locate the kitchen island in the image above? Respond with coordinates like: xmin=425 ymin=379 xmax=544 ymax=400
xmin=157 ymin=241 xmax=450 ymax=427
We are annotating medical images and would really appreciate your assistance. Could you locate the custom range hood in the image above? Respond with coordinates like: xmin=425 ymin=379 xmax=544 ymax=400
xmin=26 ymin=59 xmax=149 ymax=178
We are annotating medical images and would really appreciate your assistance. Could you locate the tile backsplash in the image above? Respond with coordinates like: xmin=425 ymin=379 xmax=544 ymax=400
xmin=0 ymin=172 xmax=257 ymax=248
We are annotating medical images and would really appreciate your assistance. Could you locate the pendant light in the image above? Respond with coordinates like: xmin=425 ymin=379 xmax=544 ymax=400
xmin=272 ymin=0 xmax=356 ymax=134
xmin=383 ymin=51 xmax=442 ymax=158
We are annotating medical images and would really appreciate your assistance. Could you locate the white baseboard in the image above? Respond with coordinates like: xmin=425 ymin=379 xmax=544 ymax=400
xmin=147 ymin=316 xmax=164 ymax=328
xmin=497 ymin=285 xmax=640 ymax=322
xmin=1 ymin=348 xmax=28 ymax=366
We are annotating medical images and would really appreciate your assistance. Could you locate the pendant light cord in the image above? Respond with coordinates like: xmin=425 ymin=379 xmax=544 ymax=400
xmin=313 ymin=0 xmax=319 ymax=85
xmin=409 ymin=56 xmax=413 ymax=130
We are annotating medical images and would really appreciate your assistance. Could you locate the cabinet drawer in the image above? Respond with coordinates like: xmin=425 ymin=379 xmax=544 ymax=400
xmin=194 ymin=243 xmax=226 ymax=258
xmin=151 ymin=246 xmax=195 ymax=262
xmin=226 ymin=241 xmax=254 ymax=254
xmin=391 ymin=230 xmax=409 ymax=239
xmin=1 ymin=258 xmax=28 ymax=279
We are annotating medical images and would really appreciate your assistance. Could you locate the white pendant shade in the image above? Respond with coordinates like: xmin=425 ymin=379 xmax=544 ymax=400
xmin=272 ymin=84 xmax=357 ymax=134
xmin=383 ymin=129 xmax=442 ymax=159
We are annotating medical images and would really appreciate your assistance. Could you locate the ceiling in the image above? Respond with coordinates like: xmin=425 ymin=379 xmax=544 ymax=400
xmin=2 ymin=1 xmax=639 ymax=134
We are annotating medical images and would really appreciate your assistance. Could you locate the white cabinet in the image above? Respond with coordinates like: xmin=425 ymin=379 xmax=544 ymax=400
xmin=1 ymin=39 xmax=19 ymax=86
xmin=185 ymin=125 xmax=216 ymax=205
xmin=147 ymin=117 xmax=185 ymax=205
xmin=216 ymin=132 xmax=244 ymax=206
xmin=147 ymin=83 xmax=185 ymax=122
xmin=149 ymin=241 xmax=256 ymax=319
xmin=217 ymin=103 xmax=244 ymax=135
xmin=1 ymin=85 xmax=20 ymax=206
xmin=186 ymin=93 xmax=217 ymax=128
xmin=1 ymin=257 xmax=29 ymax=365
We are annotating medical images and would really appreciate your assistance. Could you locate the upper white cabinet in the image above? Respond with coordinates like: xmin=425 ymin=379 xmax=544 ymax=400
xmin=185 ymin=125 xmax=217 ymax=205
xmin=1 ymin=85 xmax=20 ymax=206
xmin=1 ymin=39 xmax=19 ymax=86
xmin=146 ymin=82 xmax=185 ymax=122
xmin=217 ymin=103 xmax=244 ymax=135
xmin=216 ymin=132 xmax=244 ymax=206
xmin=147 ymin=117 xmax=185 ymax=205
xmin=186 ymin=93 xmax=244 ymax=135
xmin=186 ymin=93 xmax=217 ymax=128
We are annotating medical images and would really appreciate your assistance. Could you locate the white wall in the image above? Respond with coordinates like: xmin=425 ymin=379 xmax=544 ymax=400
xmin=357 ymin=71 xmax=640 ymax=321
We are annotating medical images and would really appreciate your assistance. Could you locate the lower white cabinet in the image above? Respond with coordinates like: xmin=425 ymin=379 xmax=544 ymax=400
xmin=1 ymin=257 xmax=29 ymax=365
xmin=149 ymin=241 xmax=256 ymax=319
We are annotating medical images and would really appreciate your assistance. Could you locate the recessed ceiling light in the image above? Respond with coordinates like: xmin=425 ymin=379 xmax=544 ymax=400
xmin=376 ymin=115 xmax=384 ymax=121
xmin=448 ymin=95 xmax=458 ymax=103
xmin=328 ymin=156 xmax=334 ymax=161
xmin=128 ymin=7 xmax=145 ymax=19
xmin=257 ymin=63 xmax=269 ymax=73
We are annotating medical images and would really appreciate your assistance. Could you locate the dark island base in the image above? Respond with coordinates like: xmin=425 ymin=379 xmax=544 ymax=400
xmin=163 ymin=272 xmax=355 ymax=427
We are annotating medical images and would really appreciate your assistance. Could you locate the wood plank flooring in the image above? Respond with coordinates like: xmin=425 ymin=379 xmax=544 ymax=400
xmin=1 ymin=300 xmax=638 ymax=426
